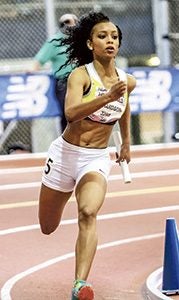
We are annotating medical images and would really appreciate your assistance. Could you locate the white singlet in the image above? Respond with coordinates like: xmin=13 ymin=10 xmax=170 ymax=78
xmin=83 ymin=62 xmax=128 ymax=124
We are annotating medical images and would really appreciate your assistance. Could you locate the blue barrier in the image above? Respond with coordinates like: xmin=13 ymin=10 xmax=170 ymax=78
xmin=0 ymin=67 xmax=179 ymax=121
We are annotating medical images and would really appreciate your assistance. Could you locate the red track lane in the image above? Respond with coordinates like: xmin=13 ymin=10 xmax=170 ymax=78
xmin=0 ymin=143 xmax=179 ymax=300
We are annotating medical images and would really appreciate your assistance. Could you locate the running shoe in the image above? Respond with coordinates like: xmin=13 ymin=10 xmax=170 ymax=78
xmin=71 ymin=279 xmax=94 ymax=300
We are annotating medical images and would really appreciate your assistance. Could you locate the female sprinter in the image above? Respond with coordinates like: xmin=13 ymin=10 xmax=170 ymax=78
xmin=38 ymin=11 xmax=136 ymax=300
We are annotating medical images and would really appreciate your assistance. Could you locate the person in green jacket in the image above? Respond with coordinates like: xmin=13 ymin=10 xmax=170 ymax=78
xmin=32 ymin=14 xmax=78 ymax=132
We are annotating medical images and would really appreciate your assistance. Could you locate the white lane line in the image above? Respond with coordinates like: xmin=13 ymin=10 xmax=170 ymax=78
xmin=109 ymin=169 xmax=179 ymax=180
xmin=0 ymin=201 xmax=39 ymax=209
xmin=1 ymin=205 xmax=179 ymax=236
xmin=0 ymin=152 xmax=46 ymax=161
xmin=0 ymin=182 xmax=40 ymax=190
xmin=0 ymin=169 xmax=179 ymax=191
xmin=0 ymin=232 xmax=163 ymax=300
xmin=1 ymin=186 xmax=179 ymax=210
xmin=1 ymin=154 xmax=179 ymax=176
xmin=133 ymin=154 xmax=179 ymax=163
xmin=1 ymin=153 xmax=179 ymax=176
xmin=0 ymin=166 xmax=42 ymax=175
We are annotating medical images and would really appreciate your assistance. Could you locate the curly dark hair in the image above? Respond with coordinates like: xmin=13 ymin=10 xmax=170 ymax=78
xmin=56 ymin=11 xmax=122 ymax=73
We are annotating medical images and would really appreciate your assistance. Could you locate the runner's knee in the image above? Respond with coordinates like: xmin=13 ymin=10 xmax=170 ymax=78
xmin=78 ymin=206 xmax=97 ymax=226
xmin=40 ymin=221 xmax=58 ymax=235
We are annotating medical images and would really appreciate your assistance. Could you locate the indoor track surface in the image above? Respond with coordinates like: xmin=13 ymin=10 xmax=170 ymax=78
xmin=0 ymin=143 xmax=179 ymax=300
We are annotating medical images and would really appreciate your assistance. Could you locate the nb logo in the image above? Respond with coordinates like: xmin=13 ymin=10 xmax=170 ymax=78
xmin=1 ymin=75 xmax=50 ymax=120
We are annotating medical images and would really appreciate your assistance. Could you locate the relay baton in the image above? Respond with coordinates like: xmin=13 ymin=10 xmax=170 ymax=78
xmin=112 ymin=131 xmax=131 ymax=183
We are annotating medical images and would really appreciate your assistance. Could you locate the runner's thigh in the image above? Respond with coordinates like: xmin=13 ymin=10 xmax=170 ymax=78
xmin=39 ymin=183 xmax=73 ymax=231
xmin=75 ymin=172 xmax=107 ymax=215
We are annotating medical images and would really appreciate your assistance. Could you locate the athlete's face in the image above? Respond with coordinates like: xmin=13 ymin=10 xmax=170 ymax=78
xmin=87 ymin=22 xmax=120 ymax=59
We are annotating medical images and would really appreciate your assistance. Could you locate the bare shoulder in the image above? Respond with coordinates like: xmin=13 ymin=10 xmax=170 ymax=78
xmin=69 ymin=66 xmax=88 ymax=80
xmin=68 ymin=65 xmax=90 ymax=88
xmin=127 ymin=73 xmax=136 ymax=94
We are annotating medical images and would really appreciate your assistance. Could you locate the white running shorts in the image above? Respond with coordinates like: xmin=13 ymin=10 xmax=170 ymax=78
xmin=42 ymin=136 xmax=112 ymax=192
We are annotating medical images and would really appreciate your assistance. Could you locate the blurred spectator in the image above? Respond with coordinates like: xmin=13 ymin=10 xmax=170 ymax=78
xmin=7 ymin=141 xmax=31 ymax=154
xmin=31 ymin=13 xmax=78 ymax=133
